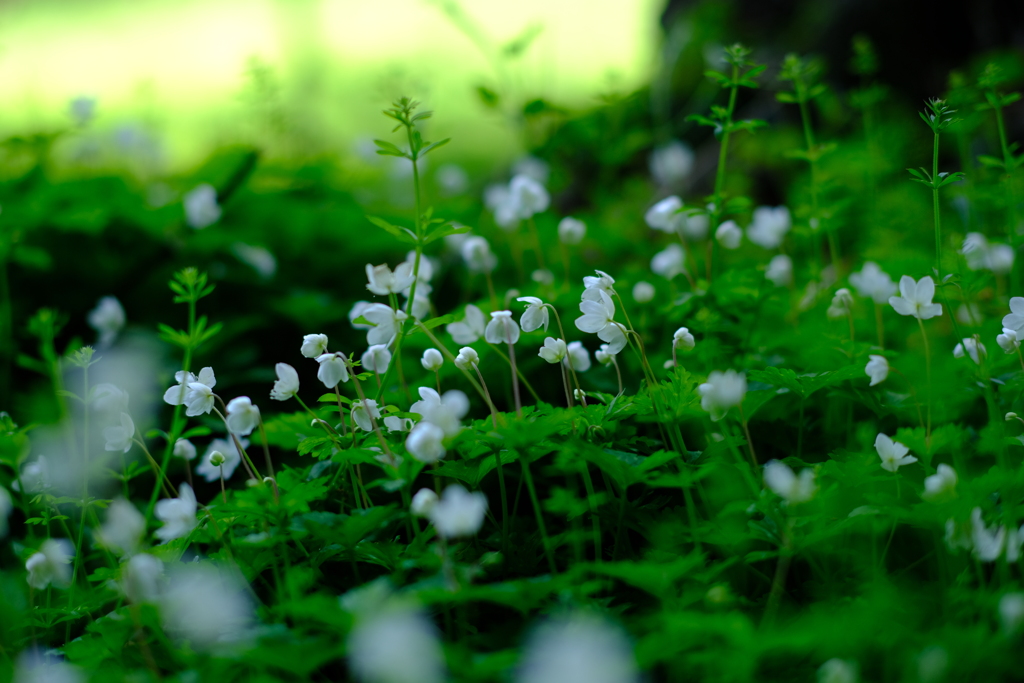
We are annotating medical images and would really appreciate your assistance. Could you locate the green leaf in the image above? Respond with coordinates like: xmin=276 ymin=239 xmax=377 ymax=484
xmin=423 ymin=222 xmax=471 ymax=245
xmin=366 ymin=216 xmax=418 ymax=245
xmin=373 ymin=139 xmax=407 ymax=158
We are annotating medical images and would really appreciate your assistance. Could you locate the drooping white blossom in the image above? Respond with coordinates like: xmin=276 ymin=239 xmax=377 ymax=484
xmin=746 ymin=206 xmax=792 ymax=249
xmin=411 ymin=489 xmax=439 ymax=517
xmin=447 ymin=304 xmax=487 ymax=344
xmin=301 ymin=333 xmax=329 ymax=359
xmin=103 ymin=413 xmax=135 ymax=453
xmin=558 ymin=217 xmax=586 ymax=245
xmin=270 ymin=363 xmax=300 ymax=401
xmin=26 ymin=539 xmax=74 ymax=589
xmin=632 ymin=281 xmax=655 ymax=303
xmin=650 ymin=243 xmax=687 ymax=280
xmin=508 ymin=174 xmax=550 ymax=219
xmin=575 ymin=290 xmax=627 ymax=354
xmin=362 ymin=345 xmax=392 ymax=373
xmin=160 ymin=563 xmax=255 ymax=651
xmin=564 ymin=341 xmax=591 ymax=373
xmin=864 ymin=355 xmax=888 ymax=386
xmin=122 ymin=553 xmax=163 ymax=605
xmin=538 ymin=337 xmax=567 ymax=364
xmin=347 ymin=600 xmax=445 ymax=683
xmin=644 ymin=196 xmax=684 ymax=233
xmin=154 ymin=483 xmax=198 ymax=543
xmin=428 ymin=485 xmax=487 ymax=539
xmin=953 ymin=337 xmax=987 ymax=364
xmin=517 ymin=612 xmax=639 ymax=683
xmin=225 ymin=396 xmax=261 ymax=436
xmin=410 ymin=388 xmax=470 ymax=437
xmin=454 ymin=347 xmax=479 ymax=370
xmin=698 ymin=370 xmax=746 ymax=421
xmin=826 ymin=288 xmax=854 ymax=319
xmin=87 ymin=296 xmax=126 ymax=348
xmin=997 ymin=328 xmax=1021 ymax=354
xmin=849 ymin=262 xmax=897 ymax=304
xmin=173 ymin=439 xmax=197 ymax=461
xmin=485 ymin=310 xmax=521 ymax=345
xmin=362 ymin=304 xmax=408 ymax=346
xmin=316 ymin=352 xmax=350 ymax=389
xmin=715 ymin=220 xmax=742 ymax=249
xmin=922 ymin=464 xmax=957 ymax=502
xmin=96 ymin=498 xmax=146 ymax=556
xmin=184 ymin=184 xmax=221 ymax=229
xmin=351 ymin=399 xmax=382 ymax=432
xmin=649 ymin=140 xmax=694 ymax=186
xmin=406 ymin=422 xmax=446 ymax=463
xmin=765 ymin=254 xmax=793 ymax=287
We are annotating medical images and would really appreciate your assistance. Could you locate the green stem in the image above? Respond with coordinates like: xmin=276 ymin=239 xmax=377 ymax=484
xmin=520 ymin=456 xmax=558 ymax=575
xmin=933 ymin=131 xmax=942 ymax=276
xmin=709 ymin=64 xmax=740 ymax=281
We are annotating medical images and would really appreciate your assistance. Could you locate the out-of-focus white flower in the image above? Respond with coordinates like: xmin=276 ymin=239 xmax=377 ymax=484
xmin=91 ymin=383 xmax=130 ymax=414
xmin=406 ymin=422 xmax=447 ymax=463
xmin=301 ymin=334 xmax=329 ymax=359
xmin=362 ymin=304 xmax=408 ymax=346
xmin=673 ymin=327 xmax=695 ymax=351
xmin=1003 ymin=297 xmax=1024 ymax=333
xmin=154 ymin=483 xmax=198 ymax=543
xmin=715 ymin=220 xmax=742 ymax=249
xmin=96 ymin=499 xmax=145 ymax=556
xmin=270 ymin=363 xmax=300 ymax=401
xmin=509 ymin=174 xmax=550 ymax=219
xmin=539 ymin=337 xmax=567 ymax=364
xmin=122 ymin=553 xmax=163 ymax=605
xmin=997 ymin=328 xmax=1021 ymax=354
xmin=963 ymin=232 xmax=1015 ymax=274
xmin=517 ymin=612 xmax=639 ymax=683
xmin=447 ymin=304 xmax=487 ymax=344
xmin=436 ymin=163 xmax=469 ymax=196
xmin=644 ymin=196 xmax=683 ymax=233
xmin=865 ymin=355 xmax=888 ymax=386
xmin=817 ymin=658 xmax=857 ymax=683
xmin=14 ymin=649 xmax=84 ymax=683
xmin=184 ymin=184 xmax=221 ymax=229
xmin=970 ymin=507 xmax=1024 ymax=563
xmin=87 ymin=296 xmax=125 ymax=348
xmin=889 ymin=276 xmax=942 ymax=319
xmin=849 ymin=262 xmax=897 ymax=304
xmin=410 ymin=388 xmax=469 ymax=437
xmin=632 ymin=281 xmax=655 ymax=303
xmin=485 ymin=311 xmax=521 ymax=345
xmin=765 ymin=254 xmax=793 ymax=287
xmin=922 ymin=464 xmax=957 ymax=502
xmin=559 ymin=217 xmax=586 ymax=245
xmin=366 ymin=262 xmax=415 ymax=297
xmin=225 ymin=396 xmax=260 ymax=436
xmin=682 ymin=212 xmax=710 ymax=240
xmin=514 ymin=155 xmax=550 ymax=184
xmin=575 ymin=290 xmax=627 ymax=354
xmin=999 ymin=593 xmax=1024 ymax=635
xmin=421 ymin=348 xmax=444 ymax=372
xmin=0 ymin=486 xmax=11 ymax=538
xmin=564 ymin=341 xmax=591 ymax=373
xmin=103 ymin=413 xmax=135 ymax=453
xmin=231 ymin=243 xmax=277 ymax=278
xmin=953 ymin=337 xmax=987 ymax=364
xmin=26 ymin=539 xmax=74 ymax=589
xmin=517 ymin=297 xmax=550 ymax=333
xmin=651 ymin=243 xmax=687 ymax=280
xmin=317 ymin=352 xmax=350 ymax=388
xmin=196 ymin=439 xmax=244 ymax=482
xmin=454 ymin=347 xmax=479 ymax=370
xmin=875 ymin=433 xmax=917 ymax=472
xmin=698 ymin=370 xmax=746 ymax=421
xmin=428 ymin=485 xmax=487 ymax=538
xmin=650 ymin=140 xmax=694 ymax=186
xmin=160 ymin=563 xmax=255 ymax=651
xmin=172 ymin=439 xmax=197 ymax=461
xmin=411 ymin=488 xmax=439 ymax=517
xmin=347 ymin=601 xmax=445 ymax=683
xmin=746 ymin=206 xmax=792 ymax=249
xmin=14 ymin=457 xmax=50 ymax=493
xmin=163 ymin=367 xmax=216 ymax=408
xmin=826 ymin=288 xmax=854 ymax=319
xmin=69 ymin=95 xmax=97 ymax=126
xmin=349 ymin=301 xmax=374 ymax=330
xmin=764 ymin=461 xmax=817 ymax=505
xmin=352 ymin=399 xmax=381 ymax=432
xmin=595 ymin=344 xmax=617 ymax=365
xmin=956 ymin=303 xmax=982 ymax=325
xmin=362 ymin=345 xmax=392 ymax=373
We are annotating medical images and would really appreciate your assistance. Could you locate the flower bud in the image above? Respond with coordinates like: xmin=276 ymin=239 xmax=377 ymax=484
xmin=209 ymin=451 xmax=226 ymax=467
xmin=421 ymin=348 xmax=444 ymax=372
xmin=454 ymin=347 xmax=479 ymax=370
xmin=1006 ymin=412 xmax=1019 ymax=421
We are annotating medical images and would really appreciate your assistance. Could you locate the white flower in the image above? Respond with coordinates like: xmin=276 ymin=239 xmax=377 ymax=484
xmin=349 ymin=301 xmax=374 ymax=330
xmin=316 ymin=352 xmax=350 ymax=388
xmin=763 ymin=461 xmax=817 ymax=505
xmin=957 ymin=303 xmax=982 ymax=325
xmin=96 ymin=499 xmax=145 ymax=556
xmin=826 ymin=288 xmax=854 ymax=319
xmin=428 ymin=484 xmax=487 ymax=539
xmin=538 ymin=337 xmax=567 ymax=364
xmin=366 ymin=262 xmax=416 ymax=296
xmin=160 ymin=564 xmax=255 ymax=651
xmin=352 ymin=399 xmax=381 ymax=432
xmin=564 ymin=341 xmax=591 ymax=372
xmin=513 ymin=155 xmax=550 ymax=184
xmin=849 ymin=262 xmax=897 ymax=304
xmin=0 ymin=486 xmax=11 ymax=537
xmin=953 ymin=338 xmax=987 ymax=364
xmin=454 ymin=347 xmax=479 ymax=370
xmin=988 ymin=244 xmax=1015 ymax=274
xmin=14 ymin=457 xmax=50 ymax=493
xmin=673 ymin=327 xmax=695 ymax=351
xmin=997 ymin=328 xmax=1020 ymax=354
xmin=582 ymin=270 xmax=617 ymax=301
xmin=91 ymin=383 xmax=130 ymax=414
xmin=963 ymin=232 xmax=1015 ymax=273
xmin=122 ymin=553 xmax=163 ymax=605
xmin=509 ymin=174 xmax=550 ymax=219
xmin=715 ymin=220 xmax=742 ymax=249
xmin=517 ymin=297 xmax=550 ymax=333
xmin=225 ymin=396 xmax=261 ymax=436
xmin=421 ymin=348 xmax=444 ymax=372
xmin=558 ymin=217 xmax=586 ymax=245
xmin=644 ymin=196 xmax=684 ymax=233
xmin=154 ymin=483 xmax=198 ymax=542
xmin=682 ymin=212 xmax=710 ymax=240
xmin=485 ymin=310 xmax=521 ymax=345
xmin=888 ymin=275 xmax=942 ymax=319
xmin=595 ymin=344 xmax=617 ymax=365
xmin=575 ymin=290 xmax=627 ymax=354
xmin=746 ymin=206 xmax=792 ymax=249
xmin=632 ymin=281 xmax=655 ymax=303
xmin=103 ymin=412 xmax=135 ymax=453
xmin=517 ymin=612 xmax=639 ymax=683
xmin=447 ymin=304 xmax=487 ymax=344
xmin=999 ymin=593 xmax=1024 ymax=635
xmin=26 ymin=539 xmax=74 ymax=589
xmin=232 ymin=242 xmax=277 ymax=278
xmin=461 ymin=235 xmax=498 ymax=273
xmin=698 ymin=370 xmax=746 ymax=421
xmin=874 ymin=433 xmax=918 ymax=472
xmin=184 ymin=381 xmax=216 ymax=417
xmin=163 ymin=367 xmax=216 ymax=407
xmin=362 ymin=303 xmax=408 ymax=345
xmin=817 ymin=658 xmax=857 ymax=683
xmin=922 ymin=464 xmax=957 ymax=502
xmin=383 ymin=416 xmax=413 ymax=433
xmin=970 ymin=508 xmax=1024 ymax=563
xmin=301 ymin=333 xmax=329 ymax=358
xmin=362 ymin=345 xmax=392 ymax=373
xmin=70 ymin=95 xmax=97 ymax=126
xmin=650 ymin=140 xmax=694 ymax=186
xmin=184 ymin=184 xmax=221 ymax=229
xmin=865 ymin=355 xmax=889 ymax=386
xmin=410 ymin=388 xmax=469 ymax=437
xmin=765 ymin=254 xmax=793 ymax=287
xmin=347 ymin=603 xmax=445 ymax=683
xmin=651 ymin=244 xmax=687 ymax=280
xmin=87 ymin=296 xmax=125 ymax=347
xmin=197 ymin=439 xmax=244 ymax=482
xmin=270 ymin=363 xmax=300 ymax=401
xmin=1003 ymin=297 xmax=1024 ymax=333
xmin=406 ymin=422 xmax=447 ymax=463
xmin=411 ymin=489 xmax=439 ymax=517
